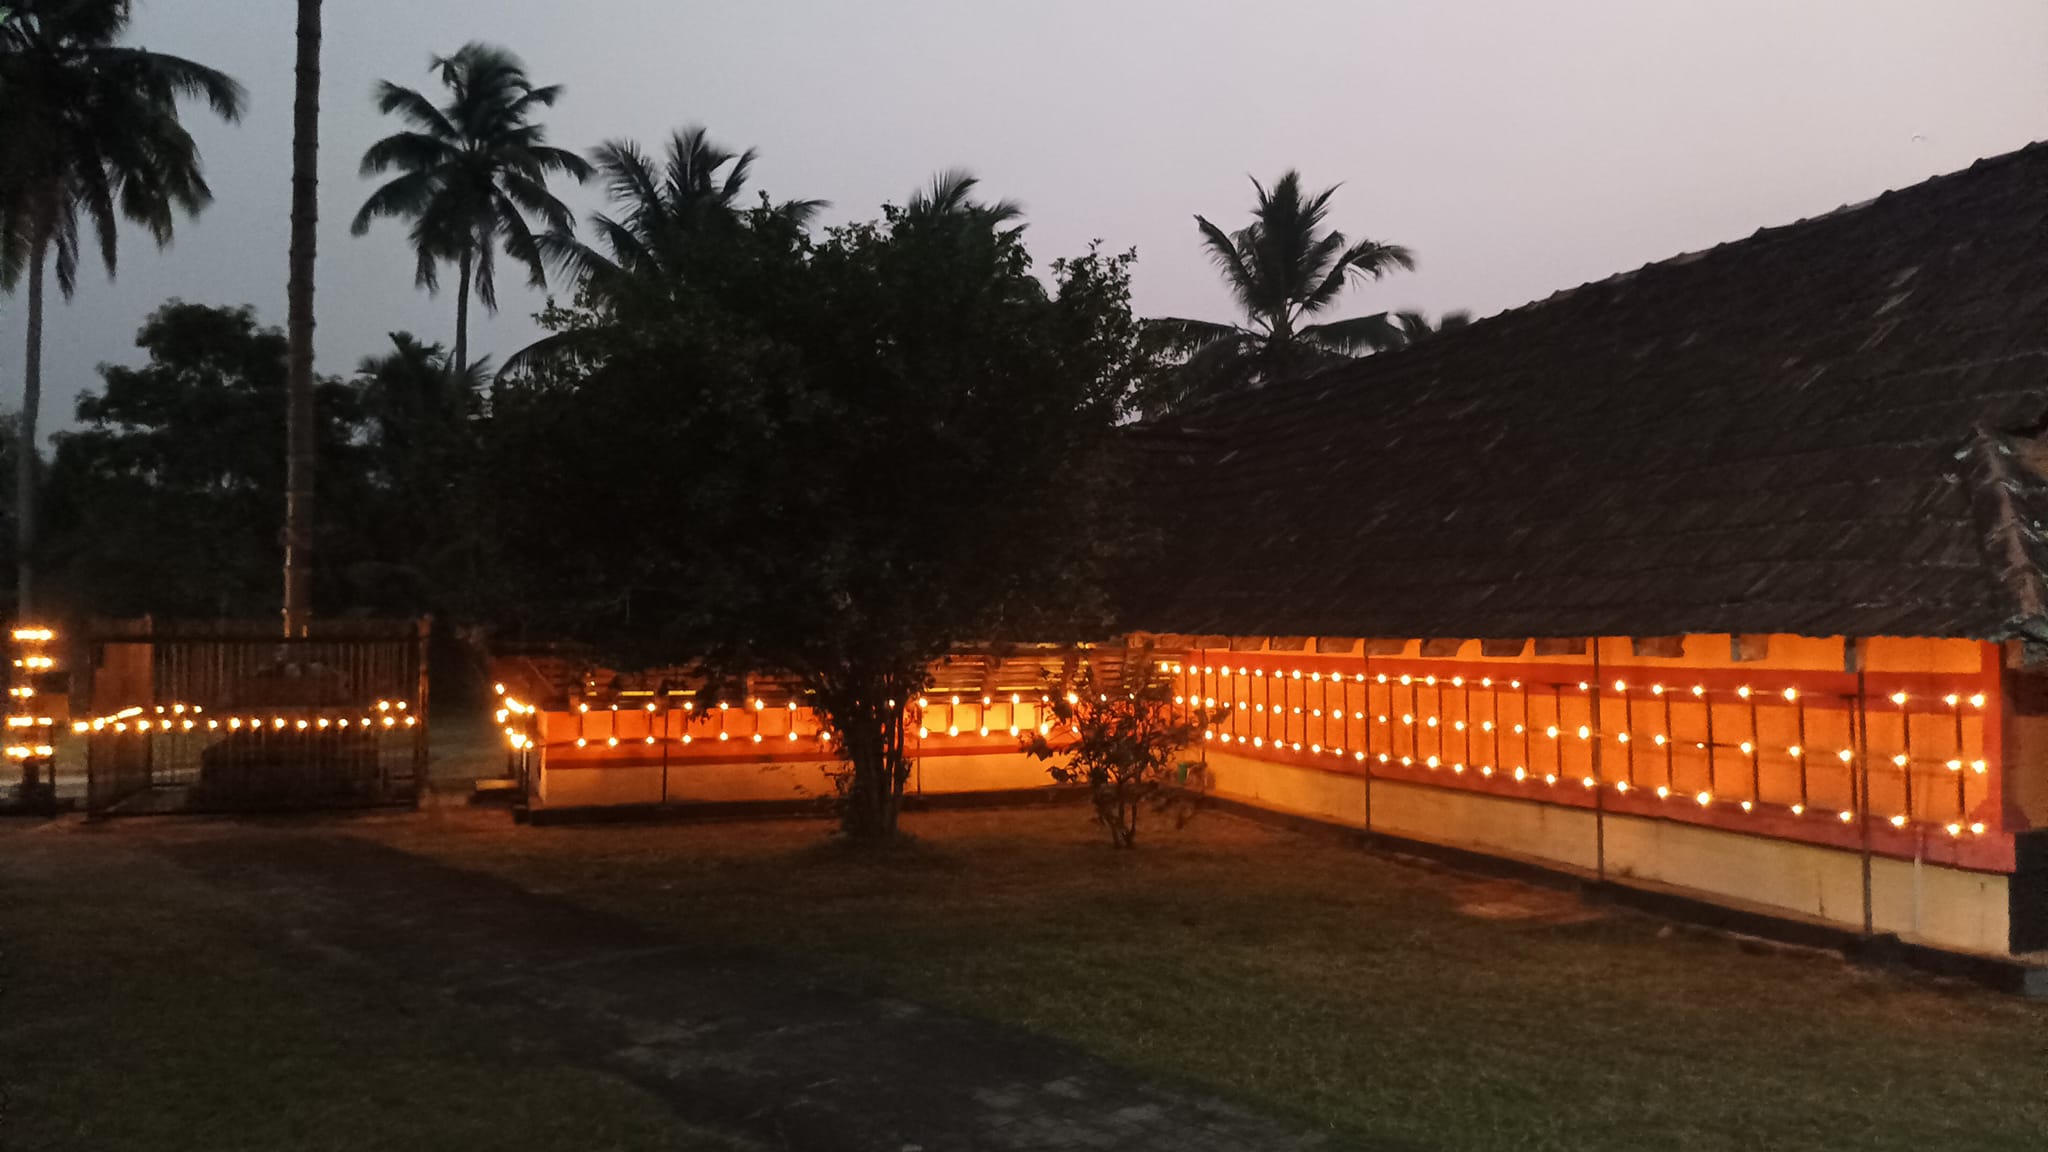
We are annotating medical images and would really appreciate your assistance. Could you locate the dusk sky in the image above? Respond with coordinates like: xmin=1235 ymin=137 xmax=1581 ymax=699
xmin=5 ymin=0 xmax=2045 ymax=438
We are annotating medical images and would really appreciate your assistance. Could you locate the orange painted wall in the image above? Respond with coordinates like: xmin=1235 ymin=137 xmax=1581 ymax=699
xmin=1163 ymin=634 xmax=2015 ymax=873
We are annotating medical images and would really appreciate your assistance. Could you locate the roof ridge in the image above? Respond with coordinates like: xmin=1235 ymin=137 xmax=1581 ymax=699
xmin=1311 ymin=138 xmax=2048 ymax=361
xmin=1169 ymin=140 xmax=2048 ymax=436
xmin=1959 ymin=425 xmax=2048 ymax=640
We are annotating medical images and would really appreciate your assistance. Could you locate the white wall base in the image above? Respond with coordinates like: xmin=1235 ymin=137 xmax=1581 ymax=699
xmin=1205 ymin=751 xmax=2014 ymax=956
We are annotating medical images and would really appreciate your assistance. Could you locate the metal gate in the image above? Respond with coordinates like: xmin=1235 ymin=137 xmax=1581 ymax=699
xmin=82 ymin=618 xmax=429 ymax=815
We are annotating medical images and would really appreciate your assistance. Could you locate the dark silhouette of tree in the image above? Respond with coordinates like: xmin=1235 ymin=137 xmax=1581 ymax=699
xmin=902 ymin=169 xmax=1022 ymax=228
xmin=351 ymin=42 xmax=588 ymax=375
xmin=1147 ymin=171 xmax=1410 ymax=416
xmin=42 ymin=303 xmax=369 ymax=619
xmin=512 ymin=126 xmax=822 ymax=375
xmin=351 ymin=333 xmax=486 ymax=615
xmin=0 ymin=0 xmax=244 ymax=613
xmin=284 ymin=0 xmax=321 ymax=633
xmin=492 ymin=188 xmax=1156 ymax=840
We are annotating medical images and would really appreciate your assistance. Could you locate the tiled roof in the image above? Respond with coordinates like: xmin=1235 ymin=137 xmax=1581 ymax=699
xmin=1128 ymin=143 xmax=2048 ymax=643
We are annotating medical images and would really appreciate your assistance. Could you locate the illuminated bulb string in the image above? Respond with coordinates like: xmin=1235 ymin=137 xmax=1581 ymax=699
xmin=76 ymin=700 xmax=417 ymax=735
xmin=1179 ymin=660 xmax=1995 ymax=839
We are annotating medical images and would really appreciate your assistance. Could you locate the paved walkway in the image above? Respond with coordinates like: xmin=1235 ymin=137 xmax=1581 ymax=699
xmin=134 ymin=827 xmax=1366 ymax=1152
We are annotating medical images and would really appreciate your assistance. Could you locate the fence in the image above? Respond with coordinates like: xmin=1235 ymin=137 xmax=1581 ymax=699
xmin=82 ymin=618 xmax=429 ymax=815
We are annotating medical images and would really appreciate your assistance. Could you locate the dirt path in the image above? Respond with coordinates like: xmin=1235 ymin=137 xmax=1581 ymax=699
xmin=121 ymin=824 xmax=1363 ymax=1152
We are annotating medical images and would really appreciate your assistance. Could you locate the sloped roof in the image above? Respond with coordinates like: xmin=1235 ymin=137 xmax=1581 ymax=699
xmin=1129 ymin=143 xmax=2048 ymax=643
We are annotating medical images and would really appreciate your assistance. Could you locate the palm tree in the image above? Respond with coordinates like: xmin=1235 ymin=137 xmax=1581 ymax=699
xmin=283 ymin=0 xmax=321 ymax=633
xmin=1151 ymin=171 xmax=1412 ymax=409
xmin=511 ymin=127 xmax=822 ymax=375
xmin=540 ymin=127 xmax=823 ymax=293
xmin=352 ymin=42 xmax=589 ymax=375
xmin=901 ymin=169 xmax=1022 ymax=229
xmin=1392 ymin=309 xmax=1472 ymax=344
xmin=0 ymin=0 xmax=244 ymax=613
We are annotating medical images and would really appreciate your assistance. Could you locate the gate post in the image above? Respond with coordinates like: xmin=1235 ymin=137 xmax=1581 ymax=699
xmin=413 ymin=616 xmax=432 ymax=806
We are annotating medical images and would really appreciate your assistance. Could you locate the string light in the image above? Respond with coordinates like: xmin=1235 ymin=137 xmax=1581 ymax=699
xmin=481 ymin=656 xmax=2005 ymax=844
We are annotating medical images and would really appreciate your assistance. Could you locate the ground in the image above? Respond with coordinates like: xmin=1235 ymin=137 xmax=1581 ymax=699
xmin=4 ymin=800 xmax=2047 ymax=1151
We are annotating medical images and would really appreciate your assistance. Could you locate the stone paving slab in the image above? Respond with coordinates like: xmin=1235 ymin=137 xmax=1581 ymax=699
xmin=148 ymin=829 xmax=1377 ymax=1152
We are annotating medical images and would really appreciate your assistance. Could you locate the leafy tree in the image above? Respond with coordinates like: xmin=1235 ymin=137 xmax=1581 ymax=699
xmin=491 ymin=180 xmax=1157 ymax=839
xmin=351 ymin=42 xmax=589 ymax=374
xmin=0 ymin=0 xmax=244 ymax=612
xmin=1147 ymin=171 xmax=1411 ymax=416
xmin=41 ymin=303 xmax=368 ymax=619
xmin=1023 ymin=656 xmax=1209 ymax=848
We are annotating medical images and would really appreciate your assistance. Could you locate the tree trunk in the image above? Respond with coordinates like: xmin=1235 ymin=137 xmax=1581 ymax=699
xmin=828 ymin=675 xmax=913 ymax=840
xmin=16 ymin=227 xmax=47 ymax=617
xmin=454 ymin=247 xmax=472 ymax=377
xmin=282 ymin=0 xmax=322 ymax=635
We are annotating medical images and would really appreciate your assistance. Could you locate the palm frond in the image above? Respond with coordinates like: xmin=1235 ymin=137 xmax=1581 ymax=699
xmin=359 ymin=131 xmax=458 ymax=177
xmin=1193 ymin=215 xmax=1258 ymax=313
xmin=351 ymin=170 xmax=441 ymax=235
xmin=1297 ymin=312 xmax=1403 ymax=355
xmin=1144 ymin=316 xmax=1251 ymax=356
xmin=905 ymin=169 xmax=1022 ymax=224
xmin=372 ymin=81 xmax=457 ymax=138
xmin=95 ymin=47 xmax=246 ymax=121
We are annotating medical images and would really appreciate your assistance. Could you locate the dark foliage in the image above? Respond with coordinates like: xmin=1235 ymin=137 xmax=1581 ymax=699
xmin=0 ymin=0 xmax=244 ymax=610
xmin=1142 ymin=171 xmax=1411 ymax=417
xmin=490 ymin=168 xmax=1159 ymax=837
xmin=37 ymin=303 xmax=472 ymax=621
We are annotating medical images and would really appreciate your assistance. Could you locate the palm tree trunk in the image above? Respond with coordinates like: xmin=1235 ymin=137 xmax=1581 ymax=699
xmin=454 ymin=247 xmax=472 ymax=376
xmin=283 ymin=0 xmax=321 ymax=635
xmin=16 ymin=228 xmax=46 ymax=618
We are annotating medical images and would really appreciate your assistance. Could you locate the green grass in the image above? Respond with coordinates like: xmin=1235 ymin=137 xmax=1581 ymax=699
xmin=378 ymin=807 xmax=2048 ymax=1152
xmin=0 ymin=828 xmax=741 ymax=1152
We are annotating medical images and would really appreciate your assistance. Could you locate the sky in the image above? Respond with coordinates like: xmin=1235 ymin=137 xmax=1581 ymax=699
xmin=4 ymin=0 xmax=2046 ymax=439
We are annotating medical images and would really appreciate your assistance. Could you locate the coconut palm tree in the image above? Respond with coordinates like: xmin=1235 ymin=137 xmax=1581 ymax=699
xmin=539 ymin=127 xmax=822 ymax=293
xmin=283 ymin=0 xmax=321 ymax=633
xmin=1151 ymin=171 xmax=1412 ymax=409
xmin=511 ymin=127 xmax=822 ymax=375
xmin=0 ymin=0 xmax=245 ymax=613
xmin=901 ymin=169 xmax=1021 ymax=229
xmin=352 ymin=42 xmax=589 ymax=375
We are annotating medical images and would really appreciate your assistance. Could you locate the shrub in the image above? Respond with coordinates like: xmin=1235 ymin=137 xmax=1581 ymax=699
xmin=1023 ymin=654 xmax=1208 ymax=848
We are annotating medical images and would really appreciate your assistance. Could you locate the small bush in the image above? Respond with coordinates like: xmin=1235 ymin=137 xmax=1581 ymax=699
xmin=1023 ymin=655 xmax=1209 ymax=848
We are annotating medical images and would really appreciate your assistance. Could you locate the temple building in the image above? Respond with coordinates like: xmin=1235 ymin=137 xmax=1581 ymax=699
xmin=499 ymin=142 xmax=2048 ymax=962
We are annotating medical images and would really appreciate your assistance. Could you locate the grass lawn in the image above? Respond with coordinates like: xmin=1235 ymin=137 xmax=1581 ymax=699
xmin=374 ymin=804 xmax=2048 ymax=1152
xmin=0 ymin=826 xmax=745 ymax=1152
